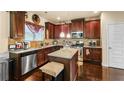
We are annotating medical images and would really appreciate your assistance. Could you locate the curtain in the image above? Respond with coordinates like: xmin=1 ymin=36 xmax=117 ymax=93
xmin=25 ymin=21 xmax=44 ymax=33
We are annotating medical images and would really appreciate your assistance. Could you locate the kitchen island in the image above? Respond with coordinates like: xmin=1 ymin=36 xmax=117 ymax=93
xmin=48 ymin=48 xmax=78 ymax=81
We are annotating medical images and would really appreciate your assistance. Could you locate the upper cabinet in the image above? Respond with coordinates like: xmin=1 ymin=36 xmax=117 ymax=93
xmin=84 ymin=20 xmax=100 ymax=39
xmin=45 ymin=18 xmax=100 ymax=39
xmin=54 ymin=25 xmax=61 ymax=39
xmin=61 ymin=24 xmax=71 ymax=37
xmin=71 ymin=19 xmax=84 ymax=32
xmin=54 ymin=24 xmax=71 ymax=39
xmin=10 ymin=11 xmax=26 ymax=38
xmin=45 ymin=22 xmax=55 ymax=39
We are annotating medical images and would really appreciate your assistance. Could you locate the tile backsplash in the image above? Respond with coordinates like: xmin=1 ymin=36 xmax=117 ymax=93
xmin=8 ymin=38 xmax=23 ymax=45
xmin=8 ymin=38 xmax=101 ymax=49
xmin=43 ymin=38 xmax=101 ymax=46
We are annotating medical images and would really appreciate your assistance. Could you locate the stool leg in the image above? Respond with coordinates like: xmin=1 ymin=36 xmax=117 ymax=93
xmin=42 ymin=72 xmax=45 ymax=81
xmin=62 ymin=70 xmax=64 ymax=81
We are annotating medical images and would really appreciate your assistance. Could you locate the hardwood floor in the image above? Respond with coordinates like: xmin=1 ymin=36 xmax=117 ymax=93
xmin=23 ymin=62 xmax=124 ymax=81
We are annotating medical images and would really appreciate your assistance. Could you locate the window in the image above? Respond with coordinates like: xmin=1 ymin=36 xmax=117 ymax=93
xmin=24 ymin=21 xmax=45 ymax=41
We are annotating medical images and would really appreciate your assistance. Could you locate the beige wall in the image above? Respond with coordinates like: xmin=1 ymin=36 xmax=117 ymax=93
xmin=0 ymin=12 xmax=9 ymax=53
xmin=101 ymin=12 xmax=124 ymax=66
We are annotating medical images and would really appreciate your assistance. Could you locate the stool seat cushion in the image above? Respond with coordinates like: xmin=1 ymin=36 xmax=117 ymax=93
xmin=40 ymin=62 xmax=64 ymax=77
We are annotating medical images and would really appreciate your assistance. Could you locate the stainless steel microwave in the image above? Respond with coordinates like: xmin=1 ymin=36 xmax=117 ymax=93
xmin=71 ymin=32 xmax=83 ymax=38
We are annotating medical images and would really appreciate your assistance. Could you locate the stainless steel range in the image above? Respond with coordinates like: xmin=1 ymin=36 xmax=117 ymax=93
xmin=71 ymin=42 xmax=83 ymax=61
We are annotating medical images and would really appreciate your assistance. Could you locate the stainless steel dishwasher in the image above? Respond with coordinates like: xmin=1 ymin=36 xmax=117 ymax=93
xmin=21 ymin=53 xmax=37 ymax=75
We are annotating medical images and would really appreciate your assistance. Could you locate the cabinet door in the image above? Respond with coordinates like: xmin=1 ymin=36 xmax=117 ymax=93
xmin=10 ymin=11 xmax=25 ymax=38
xmin=45 ymin=22 xmax=55 ymax=39
xmin=92 ymin=48 xmax=102 ymax=62
xmin=62 ymin=24 xmax=70 ymax=37
xmin=44 ymin=47 xmax=54 ymax=62
xmin=84 ymin=20 xmax=100 ymax=39
xmin=84 ymin=21 xmax=91 ymax=38
xmin=37 ymin=50 xmax=45 ymax=66
xmin=83 ymin=48 xmax=92 ymax=61
xmin=71 ymin=19 xmax=84 ymax=32
xmin=54 ymin=25 xmax=61 ymax=39
xmin=44 ymin=49 xmax=50 ymax=62
xmin=83 ymin=47 xmax=102 ymax=65
xmin=93 ymin=20 xmax=100 ymax=39
xmin=50 ymin=23 xmax=55 ymax=39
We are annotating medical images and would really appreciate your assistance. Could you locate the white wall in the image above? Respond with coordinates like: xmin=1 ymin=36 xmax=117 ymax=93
xmin=0 ymin=12 xmax=9 ymax=53
xmin=101 ymin=12 xmax=124 ymax=66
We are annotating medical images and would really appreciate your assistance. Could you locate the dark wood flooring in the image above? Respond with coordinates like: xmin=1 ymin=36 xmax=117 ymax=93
xmin=23 ymin=62 xmax=124 ymax=81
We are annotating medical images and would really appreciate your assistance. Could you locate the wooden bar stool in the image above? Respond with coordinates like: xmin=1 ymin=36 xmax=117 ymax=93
xmin=40 ymin=62 xmax=64 ymax=81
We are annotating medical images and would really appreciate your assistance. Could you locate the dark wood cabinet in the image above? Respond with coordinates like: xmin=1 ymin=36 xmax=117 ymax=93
xmin=62 ymin=24 xmax=71 ymax=37
xmin=10 ymin=45 xmax=63 ymax=80
xmin=44 ymin=46 xmax=63 ymax=62
xmin=37 ymin=49 xmax=45 ymax=66
xmin=54 ymin=24 xmax=71 ymax=39
xmin=84 ymin=20 xmax=100 ymax=39
xmin=84 ymin=21 xmax=91 ymax=38
xmin=44 ymin=47 xmax=54 ymax=62
xmin=83 ymin=47 xmax=102 ymax=65
xmin=54 ymin=25 xmax=61 ymax=39
xmin=71 ymin=19 xmax=84 ymax=32
xmin=10 ymin=11 xmax=26 ymax=38
xmin=45 ymin=22 xmax=55 ymax=39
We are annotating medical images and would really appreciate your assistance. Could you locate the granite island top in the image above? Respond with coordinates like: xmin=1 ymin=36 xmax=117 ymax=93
xmin=48 ymin=48 xmax=78 ymax=59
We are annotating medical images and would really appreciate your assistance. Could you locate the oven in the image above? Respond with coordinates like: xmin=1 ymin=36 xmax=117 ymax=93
xmin=71 ymin=43 xmax=83 ymax=61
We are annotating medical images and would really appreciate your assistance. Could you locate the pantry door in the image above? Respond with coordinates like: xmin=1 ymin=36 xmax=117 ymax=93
xmin=108 ymin=23 xmax=124 ymax=69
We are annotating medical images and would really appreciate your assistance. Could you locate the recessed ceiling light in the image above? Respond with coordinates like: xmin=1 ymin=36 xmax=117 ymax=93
xmin=57 ymin=17 xmax=60 ymax=20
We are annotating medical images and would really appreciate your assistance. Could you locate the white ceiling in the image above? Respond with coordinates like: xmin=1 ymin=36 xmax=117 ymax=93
xmin=29 ymin=11 xmax=101 ymax=23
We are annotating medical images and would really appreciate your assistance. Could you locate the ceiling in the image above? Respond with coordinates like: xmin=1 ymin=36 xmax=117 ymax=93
xmin=30 ymin=11 xmax=101 ymax=23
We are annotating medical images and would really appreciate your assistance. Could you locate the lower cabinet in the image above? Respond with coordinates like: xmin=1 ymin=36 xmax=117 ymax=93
xmin=44 ymin=47 xmax=53 ymax=62
xmin=83 ymin=47 xmax=102 ymax=65
xmin=37 ymin=49 xmax=45 ymax=66
xmin=37 ymin=46 xmax=63 ymax=66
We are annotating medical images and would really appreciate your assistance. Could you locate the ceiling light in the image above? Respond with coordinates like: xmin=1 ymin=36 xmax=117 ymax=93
xmin=60 ymin=32 xmax=65 ymax=38
xmin=66 ymin=33 xmax=71 ymax=38
xmin=57 ymin=17 xmax=60 ymax=20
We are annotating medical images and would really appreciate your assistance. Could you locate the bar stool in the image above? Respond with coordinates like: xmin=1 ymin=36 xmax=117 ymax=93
xmin=40 ymin=62 xmax=64 ymax=81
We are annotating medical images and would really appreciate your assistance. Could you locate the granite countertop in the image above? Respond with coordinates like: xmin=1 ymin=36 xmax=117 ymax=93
xmin=9 ymin=48 xmax=38 ymax=54
xmin=48 ymin=48 xmax=78 ymax=59
xmin=9 ymin=45 xmax=62 ymax=54
xmin=83 ymin=46 xmax=102 ymax=48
